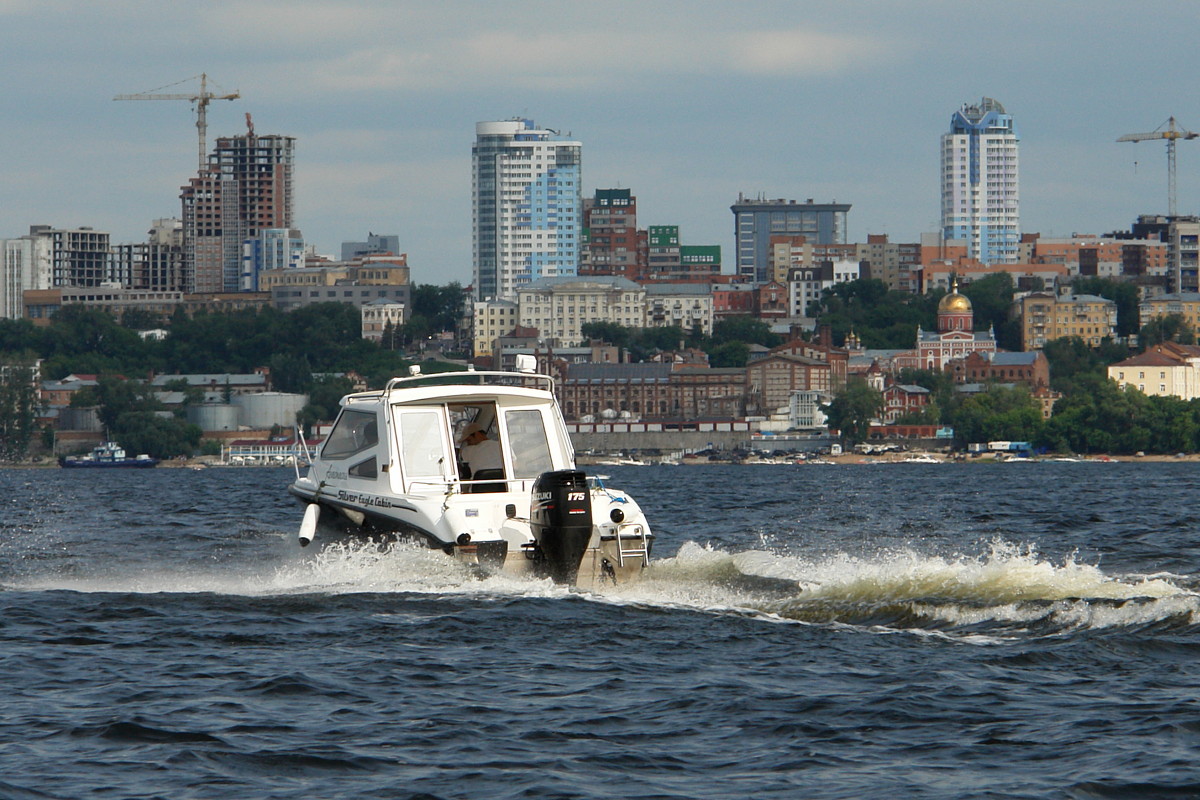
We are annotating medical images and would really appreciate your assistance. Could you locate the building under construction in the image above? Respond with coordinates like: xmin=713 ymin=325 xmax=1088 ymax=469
xmin=180 ymin=128 xmax=296 ymax=293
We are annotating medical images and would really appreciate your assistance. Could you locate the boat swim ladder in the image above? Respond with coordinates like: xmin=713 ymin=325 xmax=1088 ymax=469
xmin=613 ymin=524 xmax=651 ymax=567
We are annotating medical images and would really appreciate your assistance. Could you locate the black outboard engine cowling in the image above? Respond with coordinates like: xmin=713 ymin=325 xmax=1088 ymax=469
xmin=530 ymin=470 xmax=593 ymax=584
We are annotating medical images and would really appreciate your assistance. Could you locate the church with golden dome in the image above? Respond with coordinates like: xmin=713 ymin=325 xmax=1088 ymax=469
xmin=913 ymin=279 xmax=996 ymax=370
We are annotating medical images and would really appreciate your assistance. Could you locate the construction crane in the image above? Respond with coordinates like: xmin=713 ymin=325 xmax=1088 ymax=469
xmin=114 ymin=73 xmax=240 ymax=171
xmin=1118 ymin=116 xmax=1197 ymax=217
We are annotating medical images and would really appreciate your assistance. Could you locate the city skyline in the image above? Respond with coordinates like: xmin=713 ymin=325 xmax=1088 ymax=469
xmin=1 ymin=1 xmax=1197 ymax=287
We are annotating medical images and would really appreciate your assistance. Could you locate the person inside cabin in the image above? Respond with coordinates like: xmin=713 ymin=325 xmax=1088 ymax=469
xmin=458 ymin=422 xmax=505 ymax=491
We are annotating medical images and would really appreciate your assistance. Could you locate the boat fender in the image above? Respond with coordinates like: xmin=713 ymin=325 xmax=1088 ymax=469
xmin=298 ymin=503 xmax=320 ymax=547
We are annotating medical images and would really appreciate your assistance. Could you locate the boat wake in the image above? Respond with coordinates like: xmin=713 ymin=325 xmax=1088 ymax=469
xmin=623 ymin=540 xmax=1199 ymax=638
xmin=7 ymin=535 xmax=1197 ymax=639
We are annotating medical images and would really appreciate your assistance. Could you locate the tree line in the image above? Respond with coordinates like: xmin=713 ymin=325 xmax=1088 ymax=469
xmin=0 ymin=287 xmax=465 ymax=461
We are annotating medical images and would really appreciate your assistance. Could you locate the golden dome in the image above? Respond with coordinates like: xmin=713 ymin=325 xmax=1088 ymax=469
xmin=938 ymin=292 xmax=972 ymax=313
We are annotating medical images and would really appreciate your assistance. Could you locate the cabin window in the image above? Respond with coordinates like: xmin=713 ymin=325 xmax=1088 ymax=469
xmin=398 ymin=410 xmax=449 ymax=480
xmin=504 ymin=409 xmax=554 ymax=478
xmin=349 ymin=456 xmax=378 ymax=479
xmin=321 ymin=409 xmax=379 ymax=460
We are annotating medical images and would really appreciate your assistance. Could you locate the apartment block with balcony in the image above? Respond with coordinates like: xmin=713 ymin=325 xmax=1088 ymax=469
xmin=643 ymin=283 xmax=713 ymax=335
xmin=1019 ymin=291 xmax=1118 ymax=350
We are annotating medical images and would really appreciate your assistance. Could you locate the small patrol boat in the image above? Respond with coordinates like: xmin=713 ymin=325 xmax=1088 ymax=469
xmin=287 ymin=356 xmax=653 ymax=589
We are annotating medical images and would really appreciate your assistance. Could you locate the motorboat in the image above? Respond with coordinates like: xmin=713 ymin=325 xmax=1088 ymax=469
xmin=287 ymin=356 xmax=654 ymax=589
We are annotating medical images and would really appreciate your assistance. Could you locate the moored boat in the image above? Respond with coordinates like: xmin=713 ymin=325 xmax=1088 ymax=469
xmin=287 ymin=356 xmax=654 ymax=590
xmin=59 ymin=442 xmax=159 ymax=469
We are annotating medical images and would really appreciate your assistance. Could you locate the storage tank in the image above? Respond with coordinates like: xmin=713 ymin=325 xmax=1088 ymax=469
xmin=58 ymin=406 xmax=102 ymax=432
xmin=232 ymin=392 xmax=308 ymax=429
xmin=187 ymin=403 xmax=239 ymax=432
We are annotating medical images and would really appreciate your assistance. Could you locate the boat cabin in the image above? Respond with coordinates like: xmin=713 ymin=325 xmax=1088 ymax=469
xmin=316 ymin=375 xmax=575 ymax=499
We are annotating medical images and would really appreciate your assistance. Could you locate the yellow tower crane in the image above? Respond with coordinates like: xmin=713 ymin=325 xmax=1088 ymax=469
xmin=114 ymin=73 xmax=240 ymax=171
xmin=1117 ymin=116 xmax=1197 ymax=217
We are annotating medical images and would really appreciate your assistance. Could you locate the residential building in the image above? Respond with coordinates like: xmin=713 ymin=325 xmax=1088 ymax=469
xmin=941 ymin=97 xmax=1020 ymax=264
xmin=181 ymin=127 xmax=296 ymax=293
xmin=341 ymin=233 xmax=400 ymax=262
xmin=264 ymin=257 xmax=410 ymax=313
xmin=270 ymin=282 xmax=410 ymax=314
xmin=643 ymin=284 xmax=714 ymax=336
xmin=679 ymin=245 xmax=721 ymax=281
xmin=924 ymin=262 xmax=1068 ymax=295
xmin=1169 ymin=217 xmax=1200 ymax=293
xmin=41 ymin=373 xmax=96 ymax=409
xmin=6 ymin=225 xmax=114 ymax=290
xmin=1109 ymin=343 xmax=1200 ymax=400
xmin=1139 ymin=292 xmax=1200 ymax=331
xmin=1018 ymin=291 xmax=1118 ymax=350
xmin=242 ymin=229 xmax=305 ymax=290
xmin=755 ymin=281 xmax=789 ymax=319
xmin=517 ymin=276 xmax=645 ymax=347
xmin=1 ymin=229 xmax=52 ymax=320
xmin=787 ymin=259 xmax=865 ymax=316
xmin=472 ymin=299 xmax=520 ymax=358
xmin=472 ymin=118 xmax=582 ymax=300
xmin=580 ymin=189 xmax=639 ymax=278
xmin=859 ymin=234 xmax=922 ymax=293
xmin=22 ymin=288 xmax=278 ymax=325
xmin=731 ymin=195 xmax=850 ymax=282
xmin=711 ymin=283 xmax=757 ymax=319
xmin=360 ymin=298 xmax=407 ymax=342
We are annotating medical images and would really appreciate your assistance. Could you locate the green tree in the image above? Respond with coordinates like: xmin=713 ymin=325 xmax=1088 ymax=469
xmin=710 ymin=316 xmax=781 ymax=349
xmin=0 ymin=359 xmax=39 ymax=461
xmin=1042 ymin=336 xmax=1130 ymax=394
xmin=810 ymin=278 xmax=936 ymax=348
xmin=946 ymin=384 xmax=1044 ymax=447
xmin=72 ymin=374 xmax=162 ymax=433
xmin=1140 ymin=314 xmax=1195 ymax=347
xmin=707 ymin=341 xmax=750 ymax=368
xmin=821 ymin=377 xmax=883 ymax=444
xmin=112 ymin=412 xmax=202 ymax=459
xmin=961 ymin=272 xmax=1015 ymax=337
xmin=411 ymin=283 xmax=465 ymax=332
xmin=1073 ymin=277 xmax=1141 ymax=338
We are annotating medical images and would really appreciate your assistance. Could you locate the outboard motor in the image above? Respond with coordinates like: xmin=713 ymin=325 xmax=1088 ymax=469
xmin=530 ymin=470 xmax=593 ymax=584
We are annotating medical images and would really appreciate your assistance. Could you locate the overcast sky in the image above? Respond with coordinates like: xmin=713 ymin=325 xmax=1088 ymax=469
xmin=2 ymin=1 xmax=1198 ymax=286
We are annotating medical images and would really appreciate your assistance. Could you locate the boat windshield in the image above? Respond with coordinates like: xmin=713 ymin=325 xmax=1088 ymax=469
xmin=322 ymin=409 xmax=379 ymax=460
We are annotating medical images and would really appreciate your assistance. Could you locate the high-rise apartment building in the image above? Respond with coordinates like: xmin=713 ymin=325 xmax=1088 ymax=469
xmin=242 ymin=228 xmax=305 ymax=290
xmin=472 ymin=119 xmax=582 ymax=300
xmin=1 ymin=230 xmax=51 ymax=320
xmin=941 ymin=97 xmax=1020 ymax=264
xmin=731 ymin=195 xmax=850 ymax=282
xmin=181 ymin=129 xmax=296 ymax=293
xmin=581 ymin=189 xmax=638 ymax=278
